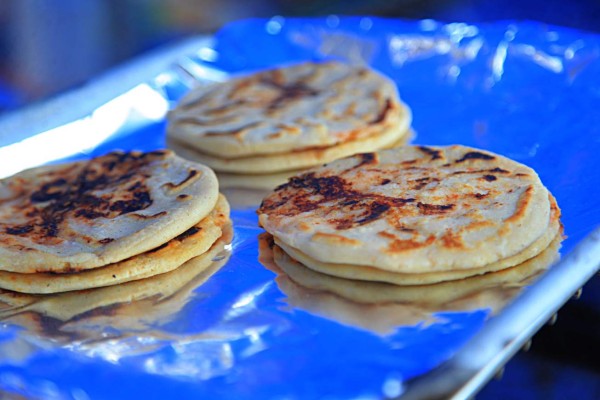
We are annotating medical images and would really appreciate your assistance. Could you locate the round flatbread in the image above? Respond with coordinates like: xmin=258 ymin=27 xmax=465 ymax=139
xmin=258 ymin=233 xmax=544 ymax=334
xmin=196 ymin=131 xmax=414 ymax=190
xmin=0 ymin=150 xmax=219 ymax=273
xmin=270 ymin=233 xmax=562 ymax=306
xmin=258 ymin=145 xmax=553 ymax=273
xmin=257 ymin=236 xmax=435 ymax=333
xmin=274 ymin=194 xmax=561 ymax=284
xmin=0 ymin=195 xmax=230 ymax=294
xmin=167 ymin=122 xmax=410 ymax=174
xmin=0 ymin=226 xmax=233 ymax=331
xmin=167 ymin=61 xmax=410 ymax=158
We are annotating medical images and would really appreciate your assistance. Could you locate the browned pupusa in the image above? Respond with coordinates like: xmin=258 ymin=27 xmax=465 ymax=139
xmin=273 ymin=195 xmax=561 ymax=285
xmin=268 ymin=233 xmax=562 ymax=305
xmin=258 ymin=145 xmax=554 ymax=273
xmin=167 ymin=61 xmax=410 ymax=158
xmin=0 ymin=150 xmax=219 ymax=273
xmin=4 ymin=151 xmax=166 ymax=244
xmin=166 ymin=61 xmax=414 ymax=190
xmin=0 ymin=195 xmax=230 ymax=294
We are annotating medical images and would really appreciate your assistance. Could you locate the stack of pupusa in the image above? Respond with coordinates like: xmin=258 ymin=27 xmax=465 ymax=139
xmin=167 ymin=61 xmax=413 ymax=190
xmin=258 ymin=232 xmax=559 ymax=335
xmin=0 ymin=150 xmax=231 ymax=294
xmin=0 ymin=235 xmax=232 ymax=339
xmin=257 ymin=145 xmax=563 ymax=306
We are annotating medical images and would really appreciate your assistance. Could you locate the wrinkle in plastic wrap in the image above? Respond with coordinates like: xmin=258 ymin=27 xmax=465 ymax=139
xmin=1 ymin=17 xmax=600 ymax=399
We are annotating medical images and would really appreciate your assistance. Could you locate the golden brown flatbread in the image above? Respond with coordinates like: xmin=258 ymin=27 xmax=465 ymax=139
xmin=269 ymin=233 xmax=562 ymax=306
xmin=258 ymin=145 xmax=554 ymax=274
xmin=173 ymin=129 xmax=415 ymax=190
xmin=258 ymin=233 xmax=558 ymax=334
xmin=0 ymin=226 xmax=233 ymax=339
xmin=273 ymin=194 xmax=561 ymax=284
xmin=167 ymin=61 xmax=411 ymax=157
xmin=0 ymin=195 xmax=230 ymax=294
xmin=0 ymin=150 xmax=219 ymax=273
xmin=167 ymin=61 xmax=415 ymax=190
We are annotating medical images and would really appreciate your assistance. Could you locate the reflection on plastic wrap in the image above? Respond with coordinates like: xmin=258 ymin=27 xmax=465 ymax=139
xmin=258 ymin=232 xmax=562 ymax=336
xmin=0 ymin=210 xmax=497 ymax=399
xmin=0 ymin=227 xmax=232 ymax=358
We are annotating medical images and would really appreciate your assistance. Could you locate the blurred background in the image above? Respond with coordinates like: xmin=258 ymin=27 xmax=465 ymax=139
xmin=0 ymin=0 xmax=600 ymax=113
xmin=0 ymin=1 xmax=599 ymax=398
